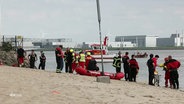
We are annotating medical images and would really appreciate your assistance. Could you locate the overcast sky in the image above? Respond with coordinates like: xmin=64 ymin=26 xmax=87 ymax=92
xmin=1 ymin=0 xmax=184 ymax=42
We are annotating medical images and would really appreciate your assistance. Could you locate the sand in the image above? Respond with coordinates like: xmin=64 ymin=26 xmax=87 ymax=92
xmin=0 ymin=65 xmax=184 ymax=104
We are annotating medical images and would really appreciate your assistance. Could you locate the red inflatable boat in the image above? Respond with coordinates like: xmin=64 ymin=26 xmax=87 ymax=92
xmin=75 ymin=67 xmax=124 ymax=80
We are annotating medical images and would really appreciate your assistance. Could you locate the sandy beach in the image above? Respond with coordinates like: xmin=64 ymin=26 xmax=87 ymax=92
xmin=0 ymin=66 xmax=184 ymax=104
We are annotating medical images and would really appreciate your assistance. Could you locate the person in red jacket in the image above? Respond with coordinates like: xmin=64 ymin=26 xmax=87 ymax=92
xmin=129 ymin=55 xmax=139 ymax=82
xmin=165 ymin=55 xmax=181 ymax=89
xmin=162 ymin=57 xmax=172 ymax=88
xmin=152 ymin=55 xmax=159 ymax=71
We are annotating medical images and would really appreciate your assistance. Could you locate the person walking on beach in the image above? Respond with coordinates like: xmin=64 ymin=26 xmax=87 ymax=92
xmin=129 ymin=55 xmax=139 ymax=82
xmin=165 ymin=55 xmax=180 ymax=89
xmin=38 ymin=51 xmax=46 ymax=70
xmin=28 ymin=50 xmax=37 ymax=69
xmin=122 ymin=52 xmax=130 ymax=81
xmin=147 ymin=54 xmax=154 ymax=85
xmin=17 ymin=46 xmax=26 ymax=67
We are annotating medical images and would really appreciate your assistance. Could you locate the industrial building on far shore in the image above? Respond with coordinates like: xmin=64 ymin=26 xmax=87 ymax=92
xmin=1 ymin=33 xmax=184 ymax=50
xmin=111 ymin=34 xmax=184 ymax=48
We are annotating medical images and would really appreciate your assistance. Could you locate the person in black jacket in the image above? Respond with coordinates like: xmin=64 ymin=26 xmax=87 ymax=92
xmin=112 ymin=51 xmax=122 ymax=73
xmin=122 ymin=52 xmax=130 ymax=81
xmin=17 ymin=46 xmax=26 ymax=67
xmin=28 ymin=50 xmax=37 ymax=69
xmin=147 ymin=54 xmax=154 ymax=85
xmin=67 ymin=49 xmax=74 ymax=73
xmin=88 ymin=59 xmax=99 ymax=71
xmin=38 ymin=51 xmax=46 ymax=70
xmin=64 ymin=48 xmax=70 ymax=73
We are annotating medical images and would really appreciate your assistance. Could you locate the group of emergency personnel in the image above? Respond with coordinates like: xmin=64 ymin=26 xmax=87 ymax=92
xmin=56 ymin=47 xmax=99 ymax=73
xmin=112 ymin=51 xmax=181 ymax=89
xmin=113 ymin=51 xmax=139 ymax=82
xmin=147 ymin=54 xmax=181 ymax=89
xmin=55 ymin=45 xmax=181 ymax=89
xmin=160 ymin=55 xmax=181 ymax=89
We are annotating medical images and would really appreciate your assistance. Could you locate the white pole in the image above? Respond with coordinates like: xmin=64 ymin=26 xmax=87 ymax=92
xmin=96 ymin=0 xmax=104 ymax=75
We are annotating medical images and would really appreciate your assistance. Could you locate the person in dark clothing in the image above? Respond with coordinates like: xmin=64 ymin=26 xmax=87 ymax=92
xmin=67 ymin=49 xmax=74 ymax=73
xmin=55 ymin=46 xmax=62 ymax=73
xmin=165 ymin=55 xmax=181 ymax=89
xmin=59 ymin=45 xmax=64 ymax=71
xmin=88 ymin=59 xmax=99 ymax=71
xmin=122 ymin=52 xmax=130 ymax=81
xmin=147 ymin=54 xmax=154 ymax=85
xmin=64 ymin=48 xmax=70 ymax=73
xmin=112 ymin=51 xmax=122 ymax=73
xmin=28 ymin=50 xmax=37 ymax=69
xmin=38 ymin=51 xmax=46 ymax=70
xmin=129 ymin=55 xmax=139 ymax=82
xmin=17 ymin=46 xmax=26 ymax=67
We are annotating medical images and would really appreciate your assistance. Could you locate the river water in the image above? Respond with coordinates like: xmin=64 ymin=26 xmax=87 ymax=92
xmin=32 ymin=50 xmax=184 ymax=89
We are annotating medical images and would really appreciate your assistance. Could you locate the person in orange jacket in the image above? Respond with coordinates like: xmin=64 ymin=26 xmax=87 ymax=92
xmin=152 ymin=55 xmax=159 ymax=71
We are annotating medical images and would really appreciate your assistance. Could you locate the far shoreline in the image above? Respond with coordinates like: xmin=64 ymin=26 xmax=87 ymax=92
xmin=23 ymin=46 xmax=184 ymax=52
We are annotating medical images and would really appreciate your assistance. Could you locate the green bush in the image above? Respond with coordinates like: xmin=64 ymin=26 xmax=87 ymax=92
xmin=2 ymin=42 xmax=13 ymax=52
